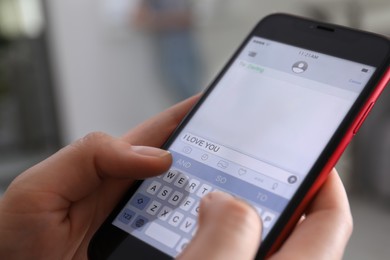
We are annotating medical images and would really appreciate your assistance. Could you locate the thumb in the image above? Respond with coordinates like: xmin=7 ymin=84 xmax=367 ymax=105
xmin=179 ymin=192 xmax=262 ymax=260
xmin=7 ymin=132 xmax=172 ymax=204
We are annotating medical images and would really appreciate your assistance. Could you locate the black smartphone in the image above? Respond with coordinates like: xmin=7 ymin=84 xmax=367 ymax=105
xmin=88 ymin=13 xmax=390 ymax=259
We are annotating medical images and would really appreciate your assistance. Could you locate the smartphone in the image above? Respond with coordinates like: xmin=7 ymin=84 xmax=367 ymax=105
xmin=89 ymin=13 xmax=390 ymax=259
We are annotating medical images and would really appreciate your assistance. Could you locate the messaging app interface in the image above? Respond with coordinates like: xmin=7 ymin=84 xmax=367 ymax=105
xmin=113 ymin=37 xmax=375 ymax=256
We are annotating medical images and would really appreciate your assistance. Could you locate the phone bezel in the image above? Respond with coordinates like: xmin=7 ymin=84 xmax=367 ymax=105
xmin=88 ymin=13 xmax=390 ymax=259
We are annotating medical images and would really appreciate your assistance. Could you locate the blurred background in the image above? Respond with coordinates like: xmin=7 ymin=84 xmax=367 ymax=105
xmin=0 ymin=0 xmax=389 ymax=258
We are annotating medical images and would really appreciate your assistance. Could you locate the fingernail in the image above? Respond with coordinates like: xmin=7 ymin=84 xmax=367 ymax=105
xmin=132 ymin=146 xmax=171 ymax=157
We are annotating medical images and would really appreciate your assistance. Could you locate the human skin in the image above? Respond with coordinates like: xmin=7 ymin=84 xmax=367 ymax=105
xmin=0 ymin=96 xmax=352 ymax=260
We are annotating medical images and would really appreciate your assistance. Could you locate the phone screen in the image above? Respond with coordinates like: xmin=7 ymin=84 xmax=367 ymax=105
xmin=111 ymin=36 xmax=375 ymax=256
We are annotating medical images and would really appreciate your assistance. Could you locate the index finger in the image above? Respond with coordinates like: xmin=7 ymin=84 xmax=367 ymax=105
xmin=271 ymin=169 xmax=353 ymax=260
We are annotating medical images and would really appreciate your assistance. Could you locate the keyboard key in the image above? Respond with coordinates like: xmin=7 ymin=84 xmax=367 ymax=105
xmin=168 ymin=191 xmax=184 ymax=206
xmin=180 ymin=196 xmax=195 ymax=211
xmin=176 ymin=238 xmax=190 ymax=253
xmin=158 ymin=206 xmax=173 ymax=221
xmin=262 ymin=211 xmax=275 ymax=228
xmin=145 ymin=222 xmax=181 ymax=248
xmin=185 ymin=179 xmax=200 ymax=193
xmin=146 ymin=200 xmax=162 ymax=216
xmin=174 ymin=173 xmax=189 ymax=188
xmin=130 ymin=193 xmax=151 ymax=210
xmin=180 ymin=217 xmax=196 ymax=233
xmin=146 ymin=181 xmax=162 ymax=195
xmin=163 ymin=169 xmax=179 ymax=183
xmin=169 ymin=211 xmax=184 ymax=227
xmin=196 ymin=184 xmax=212 ymax=198
xmin=131 ymin=215 xmax=148 ymax=230
xmin=190 ymin=202 xmax=200 ymax=216
xmin=118 ymin=208 xmax=136 ymax=224
xmin=157 ymin=186 xmax=173 ymax=200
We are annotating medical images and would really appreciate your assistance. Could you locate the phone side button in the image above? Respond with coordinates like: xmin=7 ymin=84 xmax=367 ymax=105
xmin=145 ymin=222 xmax=181 ymax=248
xmin=353 ymin=102 xmax=374 ymax=135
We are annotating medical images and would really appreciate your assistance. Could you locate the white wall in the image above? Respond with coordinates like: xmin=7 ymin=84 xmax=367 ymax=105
xmin=46 ymin=0 xmax=175 ymax=143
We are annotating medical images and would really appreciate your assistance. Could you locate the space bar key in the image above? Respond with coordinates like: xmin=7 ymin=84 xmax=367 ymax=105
xmin=145 ymin=222 xmax=181 ymax=248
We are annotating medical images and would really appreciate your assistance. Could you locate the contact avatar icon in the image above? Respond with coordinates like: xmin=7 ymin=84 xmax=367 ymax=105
xmin=292 ymin=61 xmax=308 ymax=73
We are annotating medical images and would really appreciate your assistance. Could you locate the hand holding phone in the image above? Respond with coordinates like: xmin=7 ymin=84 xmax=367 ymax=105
xmin=0 ymin=108 xmax=351 ymax=260
xmin=88 ymin=14 xmax=390 ymax=259
xmin=0 ymin=97 xmax=195 ymax=259
xmin=3 ymin=12 xmax=386 ymax=260
xmin=178 ymin=169 xmax=352 ymax=260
